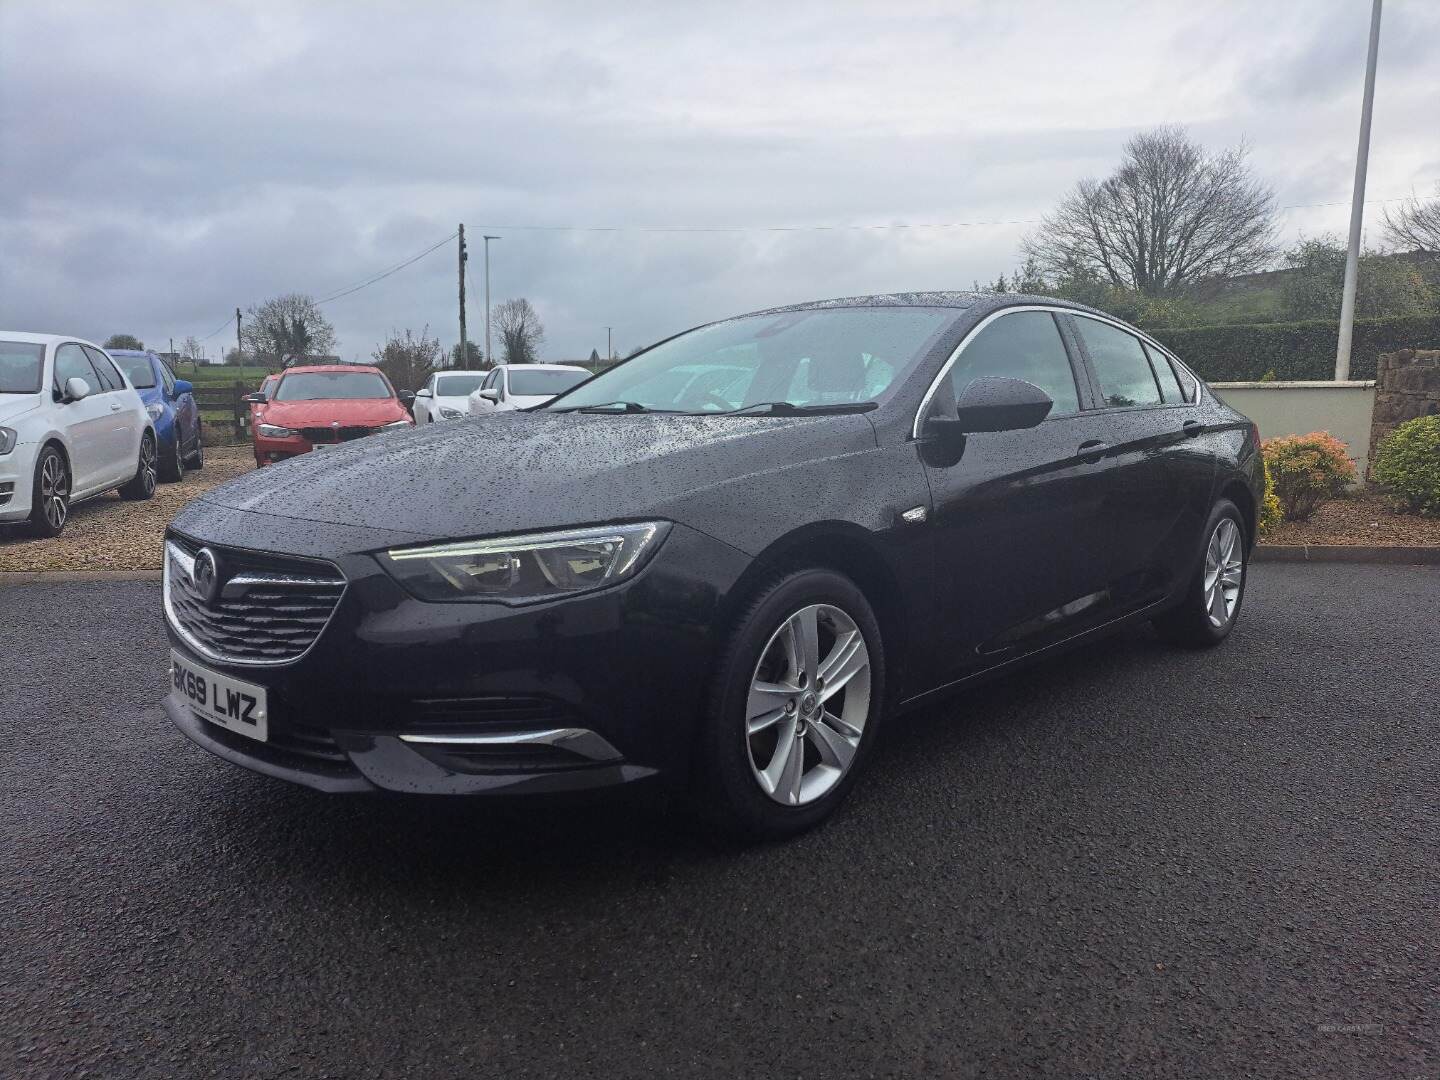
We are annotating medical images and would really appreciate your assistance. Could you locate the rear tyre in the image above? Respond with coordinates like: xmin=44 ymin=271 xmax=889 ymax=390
xmin=695 ymin=568 xmax=885 ymax=839
xmin=159 ymin=433 xmax=185 ymax=482
xmin=118 ymin=432 xmax=158 ymax=501
xmin=187 ymin=425 xmax=204 ymax=469
xmin=1152 ymin=498 xmax=1247 ymax=647
xmin=27 ymin=447 xmax=69 ymax=538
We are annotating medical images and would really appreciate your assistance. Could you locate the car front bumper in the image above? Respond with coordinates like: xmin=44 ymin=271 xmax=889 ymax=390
xmin=0 ymin=441 xmax=40 ymax=522
xmin=162 ymin=521 xmax=752 ymax=795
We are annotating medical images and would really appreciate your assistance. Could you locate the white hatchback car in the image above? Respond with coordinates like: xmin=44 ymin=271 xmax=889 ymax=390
xmin=0 ymin=332 xmax=157 ymax=536
xmin=411 ymin=369 xmax=488 ymax=423
xmin=467 ymin=363 xmax=591 ymax=415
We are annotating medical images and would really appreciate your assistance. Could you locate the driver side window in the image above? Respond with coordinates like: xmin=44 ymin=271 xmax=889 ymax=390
xmin=54 ymin=344 xmax=96 ymax=395
xmin=947 ymin=312 xmax=1080 ymax=416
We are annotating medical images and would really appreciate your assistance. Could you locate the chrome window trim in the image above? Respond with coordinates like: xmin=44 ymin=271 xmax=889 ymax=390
xmin=911 ymin=304 xmax=1079 ymax=440
xmin=163 ymin=540 xmax=348 ymax=668
xmin=911 ymin=303 xmax=1206 ymax=438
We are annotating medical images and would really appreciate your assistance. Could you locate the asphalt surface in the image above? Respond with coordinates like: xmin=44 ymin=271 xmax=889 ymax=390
xmin=3 ymin=565 xmax=1437 ymax=1079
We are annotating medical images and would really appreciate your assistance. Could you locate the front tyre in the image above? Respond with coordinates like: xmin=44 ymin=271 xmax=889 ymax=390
xmin=118 ymin=432 xmax=158 ymax=501
xmin=159 ymin=432 xmax=185 ymax=482
xmin=1153 ymin=498 xmax=1247 ymax=647
xmin=697 ymin=568 xmax=885 ymax=839
xmin=28 ymin=447 xmax=70 ymax=537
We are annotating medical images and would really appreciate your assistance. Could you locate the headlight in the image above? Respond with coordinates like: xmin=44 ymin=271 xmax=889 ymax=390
xmin=0 ymin=427 xmax=15 ymax=455
xmin=439 ymin=407 xmax=464 ymax=419
xmin=146 ymin=403 xmax=165 ymax=420
xmin=257 ymin=423 xmax=296 ymax=438
xmin=379 ymin=521 xmax=670 ymax=603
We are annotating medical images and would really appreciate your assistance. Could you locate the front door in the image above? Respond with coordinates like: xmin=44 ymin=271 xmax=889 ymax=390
xmin=918 ymin=310 xmax=1112 ymax=681
xmin=51 ymin=343 xmax=113 ymax=494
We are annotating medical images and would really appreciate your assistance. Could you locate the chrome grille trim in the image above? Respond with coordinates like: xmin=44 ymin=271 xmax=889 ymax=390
xmin=163 ymin=539 xmax=347 ymax=667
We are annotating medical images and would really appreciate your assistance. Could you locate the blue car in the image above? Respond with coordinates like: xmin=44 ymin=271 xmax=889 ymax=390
xmin=108 ymin=350 xmax=203 ymax=481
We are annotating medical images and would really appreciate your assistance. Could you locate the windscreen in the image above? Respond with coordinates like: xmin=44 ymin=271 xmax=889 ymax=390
xmin=437 ymin=375 xmax=485 ymax=397
xmin=547 ymin=307 xmax=952 ymax=413
xmin=121 ymin=358 xmax=157 ymax=388
xmin=508 ymin=368 xmax=589 ymax=397
xmin=275 ymin=371 xmax=392 ymax=401
xmin=0 ymin=341 xmax=45 ymax=393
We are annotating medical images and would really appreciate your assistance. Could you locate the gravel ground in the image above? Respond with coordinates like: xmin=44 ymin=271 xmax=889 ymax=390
xmin=2 ymin=564 xmax=1438 ymax=1079
xmin=1266 ymin=491 xmax=1440 ymax=548
xmin=0 ymin=444 xmax=253 ymax=572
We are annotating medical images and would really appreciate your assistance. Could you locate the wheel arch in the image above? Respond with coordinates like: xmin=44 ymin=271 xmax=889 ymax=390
xmin=1219 ymin=478 xmax=1256 ymax=550
xmin=719 ymin=522 xmax=911 ymax=706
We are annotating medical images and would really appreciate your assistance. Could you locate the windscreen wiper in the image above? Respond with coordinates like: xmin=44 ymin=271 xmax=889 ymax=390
xmin=553 ymin=401 xmax=675 ymax=414
xmin=723 ymin=401 xmax=879 ymax=416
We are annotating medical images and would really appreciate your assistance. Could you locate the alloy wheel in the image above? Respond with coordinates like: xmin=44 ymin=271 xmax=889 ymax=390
xmin=1203 ymin=518 xmax=1244 ymax=628
xmin=140 ymin=436 xmax=157 ymax=495
xmin=40 ymin=454 xmax=68 ymax=531
xmin=745 ymin=603 xmax=871 ymax=806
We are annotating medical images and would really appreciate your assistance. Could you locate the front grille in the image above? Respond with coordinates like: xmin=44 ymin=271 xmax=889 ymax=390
xmin=298 ymin=425 xmax=376 ymax=444
xmin=198 ymin=712 xmax=358 ymax=777
xmin=401 ymin=695 xmax=578 ymax=731
xmin=165 ymin=536 xmax=345 ymax=665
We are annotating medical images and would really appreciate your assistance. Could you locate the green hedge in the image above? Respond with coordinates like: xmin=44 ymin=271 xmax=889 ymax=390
xmin=1147 ymin=314 xmax=1440 ymax=382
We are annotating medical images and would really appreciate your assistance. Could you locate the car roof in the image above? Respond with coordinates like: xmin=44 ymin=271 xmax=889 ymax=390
xmin=106 ymin=349 xmax=155 ymax=358
xmin=0 ymin=331 xmax=102 ymax=347
xmin=280 ymin=364 xmax=385 ymax=375
xmin=502 ymin=363 xmax=587 ymax=373
xmin=734 ymin=291 xmax=1112 ymax=322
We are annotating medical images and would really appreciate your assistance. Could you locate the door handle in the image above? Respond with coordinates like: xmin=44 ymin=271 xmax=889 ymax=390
xmin=110 ymin=402 xmax=123 ymax=412
xmin=1078 ymin=439 xmax=1108 ymax=463
xmin=1182 ymin=420 xmax=1204 ymax=437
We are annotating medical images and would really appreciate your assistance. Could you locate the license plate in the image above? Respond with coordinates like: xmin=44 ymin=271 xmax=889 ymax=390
xmin=171 ymin=650 xmax=269 ymax=742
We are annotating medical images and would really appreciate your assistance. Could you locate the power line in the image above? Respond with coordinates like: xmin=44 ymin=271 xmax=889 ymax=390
xmin=316 ymin=231 xmax=458 ymax=305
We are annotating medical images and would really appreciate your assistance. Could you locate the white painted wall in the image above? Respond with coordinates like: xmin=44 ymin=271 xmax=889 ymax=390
xmin=1209 ymin=380 xmax=1376 ymax=477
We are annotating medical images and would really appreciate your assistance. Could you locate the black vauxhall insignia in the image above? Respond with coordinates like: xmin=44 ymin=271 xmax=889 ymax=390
xmin=163 ymin=292 xmax=1262 ymax=836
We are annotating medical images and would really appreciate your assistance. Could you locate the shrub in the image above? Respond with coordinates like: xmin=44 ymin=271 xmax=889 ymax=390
xmin=1147 ymin=313 xmax=1440 ymax=382
xmin=1371 ymin=415 xmax=1440 ymax=516
xmin=1261 ymin=432 xmax=1357 ymax=521
xmin=1257 ymin=456 xmax=1283 ymax=535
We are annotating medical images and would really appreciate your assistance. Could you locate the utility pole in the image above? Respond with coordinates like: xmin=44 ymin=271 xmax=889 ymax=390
xmin=457 ymin=224 xmax=468 ymax=369
xmin=1336 ymin=0 xmax=1383 ymax=381
xmin=483 ymin=235 xmax=500 ymax=365
xmin=605 ymin=326 xmax=613 ymax=362
xmin=236 ymin=307 xmax=242 ymax=365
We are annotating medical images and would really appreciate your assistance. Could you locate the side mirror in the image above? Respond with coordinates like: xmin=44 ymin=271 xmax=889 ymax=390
xmin=954 ymin=377 xmax=1053 ymax=433
xmin=479 ymin=387 xmax=500 ymax=402
xmin=63 ymin=376 xmax=91 ymax=402
xmin=414 ymin=388 xmax=433 ymax=398
xmin=172 ymin=379 xmax=193 ymax=397
xmin=399 ymin=390 xmax=416 ymax=405
xmin=242 ymin=392 xmax=267 ymax=404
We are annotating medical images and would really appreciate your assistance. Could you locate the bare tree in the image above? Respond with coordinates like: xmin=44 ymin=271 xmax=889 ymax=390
xmin=372 ymin=326 xmax=441 ymax=392
xmin=493 ymin=298 xmax=545 ymax=364
xmin=241 ymin=293 xmax=337 ymax=364
xmin=1383 ymin=183 xmax=1440 ymax=253
xmin=181 ymin=335 xmax=203 ymax=361
xmin=1023 ymin=125 xmax=1279 ymax=296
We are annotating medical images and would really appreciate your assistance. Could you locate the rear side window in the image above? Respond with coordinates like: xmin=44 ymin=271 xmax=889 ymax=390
xmin=1169 ymin=358 xmax=1198 ymax=403
xmin=1144 ymin=344 xmax=1186 ymax=403
xmin=84 ymin=346 xmax=125 ymax=391
xmin=1074 ymin=318 xmax=1161 ymax=408
xmin=947 ymin=311 xmax=1080 ymax=416
xmin=54 ymin=344 xmax=97 ymax=394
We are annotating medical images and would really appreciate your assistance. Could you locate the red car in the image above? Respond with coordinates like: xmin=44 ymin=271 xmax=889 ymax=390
xmin=246 ymin=364 xmax=414 ymax=466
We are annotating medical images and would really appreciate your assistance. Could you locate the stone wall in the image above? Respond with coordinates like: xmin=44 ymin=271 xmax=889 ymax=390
xmin=1369 ymin=349 xmax=1440 ymax=477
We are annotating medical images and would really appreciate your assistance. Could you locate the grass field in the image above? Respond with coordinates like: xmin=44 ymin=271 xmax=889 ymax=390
xmin=178 ymin=365 xmax=275 ymax=386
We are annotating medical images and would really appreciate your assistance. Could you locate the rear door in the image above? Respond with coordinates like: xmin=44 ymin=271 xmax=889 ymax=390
xmin=918 ymin=309 xmax=1116 ymax=679
xmin=1065 ymin=315 xmax=1212 ymax=605
xmin=52 ymin=343 xmax=113 ymax=493
xmin=84 ymin=345 xmax=142 ymax=483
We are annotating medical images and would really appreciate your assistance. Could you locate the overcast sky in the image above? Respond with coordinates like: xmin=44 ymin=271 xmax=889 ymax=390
xmin=2 ymin=0 xmax=1437 ymax=361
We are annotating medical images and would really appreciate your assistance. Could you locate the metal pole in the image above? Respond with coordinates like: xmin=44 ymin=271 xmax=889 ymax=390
xmin=235 ymin=308 xmax=242 ymax=365
xmin=457 ymin=224 xmax=467 ymax=369
xmin=1336 ymin=0 xmax=1382 ymax=382
xmin=483 ymin=235 xmax=500 ymax=365
xmin=605 ymin=326 xmax=612 ymax=362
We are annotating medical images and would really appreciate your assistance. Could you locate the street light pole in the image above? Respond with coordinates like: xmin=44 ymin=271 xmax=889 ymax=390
xmin=1336 ymin=0 xmax=1383 ymax=382
xmin=483 ymin=235 xmax=501 ymax=365
xmin=605 ymin=326 xmax=612 ymax=362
